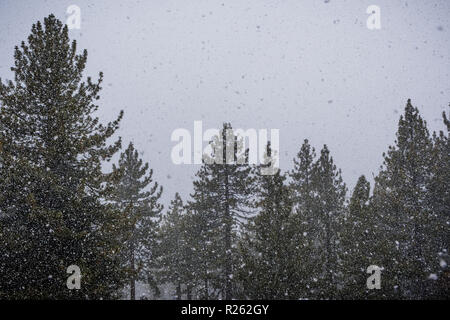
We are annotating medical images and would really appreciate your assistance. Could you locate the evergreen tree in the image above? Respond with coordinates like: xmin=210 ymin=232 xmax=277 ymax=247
xmin=310 ymin=145 xmax=347 ymax=298
xmin=290 ymin=139 xmax=316 ymax=213
xmin=426 ymin=110 xmax=449 ymax=297
xmin=156 ymin=193 xmax=190 ymax=299
xmin=372 ymin=99 xmax=439 ymax=298
xmin=0 ymin=15 xmax=125 ymax=299
xmin=189 ymin=123 xmax=254 ymax=299
xmin=340 ymin=175 xmax=382 ymax=299
xmin=111 ymin=142 xmax=163 ymax=299
xmin=185 ymin=198 xmax=222 ymax=299
xmin=289 ymin=141 xmax=347 ymax=298
xmin=288 ymin=139 xmax=317 ymax=297
xmin=238 ymin=143 xmax=299 ymax=299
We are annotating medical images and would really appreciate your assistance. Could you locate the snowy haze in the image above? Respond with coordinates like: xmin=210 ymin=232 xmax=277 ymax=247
xmin=1 ymin=0 xmax=449 ymax=204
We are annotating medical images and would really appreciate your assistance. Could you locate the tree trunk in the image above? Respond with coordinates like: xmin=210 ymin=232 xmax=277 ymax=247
xmin=224 ymin=168 xmax=232 ymax=300
xmin=130 ymin=241 xmax=135 ymax=300
xmin=187 ymin=285 xmax=192 ymax=300
xmin=176 ymin=281 xmax=181 ymax=300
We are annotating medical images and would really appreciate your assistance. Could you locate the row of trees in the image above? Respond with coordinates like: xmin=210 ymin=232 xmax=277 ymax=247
xmin=157 ymin=104 xmax=448 ymax=300
xmin=0 ymin=15 xmax=448 ymax=299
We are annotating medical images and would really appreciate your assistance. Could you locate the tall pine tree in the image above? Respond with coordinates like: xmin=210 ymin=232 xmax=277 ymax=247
xmin=238 ymin=143 xmax=299 ymax=299
xmin=372 ymin=99 xmax=439 ymax=298
xmin=189 ymin=123 xmax=254 ymax=299
xmin=110 ymin=142 xmax=163 ymax=299
xmin=426 ymin=110 xmax=450 ymax=297
xmin=289 ymin=141 xmax=346 ymax=298
xmin=0 ymin=15 xmax=125 ymax=299
xmin=156 ymin=193 xmax=192 ymax=299
xmin=340 ymin=175 xmax=383 ymax=299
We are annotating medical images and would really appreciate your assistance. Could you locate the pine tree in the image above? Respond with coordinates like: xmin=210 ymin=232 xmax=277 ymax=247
xmin=0 ymin=15 xmax=125 ymax=299
xmin=185 ymin=197 xmax=221 ymax=299
xmin=110 ymin=142 xmax=163 ymax=299
xmin=289 ymin=141 xmax=347 ymax=298
xmin=340 ymin=175 xmax=383 ymax=299
xmin=156 ymin=193 xmax=190 ymax=299
xmin=238 ymin=143 xmax=299 ymax=299
xmin=372 ymin=99 xmax=438 ymax=298
xmin=290 ymin=139 xmax=316 ymax=212
xmin=310 ymin=145 xmax=347 ymax=298
xmin=288 ymin=139 xmax=317 ymax=298
xmin=189 ymin=123 xmax=254 ymax=299
xmin=426 ymin=110 xmax=449 ymax=297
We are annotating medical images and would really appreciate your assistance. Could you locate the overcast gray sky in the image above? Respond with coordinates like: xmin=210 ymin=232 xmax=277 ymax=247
xmin=1 ymin=0 xmax=449 ymax=204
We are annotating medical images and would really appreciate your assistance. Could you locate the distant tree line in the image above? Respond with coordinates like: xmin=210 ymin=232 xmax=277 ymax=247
xmin=0 ymin=15 xmax=448 ymax=299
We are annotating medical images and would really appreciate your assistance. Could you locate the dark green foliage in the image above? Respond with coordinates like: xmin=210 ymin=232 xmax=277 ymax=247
xmin=340 ymin=175 xmax=382 ymax=299
xmin=0 ymin=15 xmax=125 ymax=299
xmin=288 ymin=141 xmax=347 ymax=299
xmin=110 ymin=142 xmax=163 ymax=299
xmin=188 ymin=123 xmax=254 ymax=299
xmin=371 ymin=99 xmax=448 ymax=299
xmin=156 ymin=193 xmax=193 ymax=299
xmin=238 ymin=143 xmax=299 ymax=299
xmin=427 ymin=111 xmax=450 ymax=297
